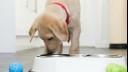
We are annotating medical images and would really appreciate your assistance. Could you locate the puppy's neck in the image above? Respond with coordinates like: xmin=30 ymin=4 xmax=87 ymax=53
xmin=45 ymin=4 xmax=67 ymax=22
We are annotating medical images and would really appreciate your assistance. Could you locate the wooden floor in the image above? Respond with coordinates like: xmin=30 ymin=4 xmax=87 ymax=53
xmin=0 ymin=47 xmax=127 ymax=72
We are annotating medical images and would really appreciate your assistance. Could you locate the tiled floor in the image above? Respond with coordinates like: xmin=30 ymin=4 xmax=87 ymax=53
xmin=0 ymin=47 xmax=127 ymax=72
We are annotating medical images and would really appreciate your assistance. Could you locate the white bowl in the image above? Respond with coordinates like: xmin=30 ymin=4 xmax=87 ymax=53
xmin=29 ymin=54 xmax=126 ymax=72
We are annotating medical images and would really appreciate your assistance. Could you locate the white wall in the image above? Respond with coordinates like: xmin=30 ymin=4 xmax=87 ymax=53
xmin=0 ymin=0 xmax=16 ymax=53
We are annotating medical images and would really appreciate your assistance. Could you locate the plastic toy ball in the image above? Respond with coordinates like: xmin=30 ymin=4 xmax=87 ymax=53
xmin=106 ymin=63 xmax=127 ymax=72
xmin=9 ymin=62 xmax=23 ymax=72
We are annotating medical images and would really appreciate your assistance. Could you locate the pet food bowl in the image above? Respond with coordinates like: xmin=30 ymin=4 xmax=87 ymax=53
xmin=29 ymin=54 xmax=126 ymax=72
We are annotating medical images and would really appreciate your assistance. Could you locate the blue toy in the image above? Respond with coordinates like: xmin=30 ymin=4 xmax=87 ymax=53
xmin=9 ymin=62 xmax=23 ymax=72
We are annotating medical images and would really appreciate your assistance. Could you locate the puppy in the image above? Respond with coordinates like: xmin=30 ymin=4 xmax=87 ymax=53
xmin=29 ymin=0 xmax=81 ymax=54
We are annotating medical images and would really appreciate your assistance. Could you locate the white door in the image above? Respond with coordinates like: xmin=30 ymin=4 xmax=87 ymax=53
xmin=80 ymin=0 xmax=109 ymax=48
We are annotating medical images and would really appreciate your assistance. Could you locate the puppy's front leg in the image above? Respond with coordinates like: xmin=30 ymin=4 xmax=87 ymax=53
xmin=69 ymin=25 xmax=81 ymax=54
xmin=54 ymin=44 xmax=63 ymax=54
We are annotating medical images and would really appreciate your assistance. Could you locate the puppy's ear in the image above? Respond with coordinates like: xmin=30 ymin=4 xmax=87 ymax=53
xmin=29 ymin=23 xmax=37 ymax=42
xmin=50 ymin=20 xmax=69 ymax=41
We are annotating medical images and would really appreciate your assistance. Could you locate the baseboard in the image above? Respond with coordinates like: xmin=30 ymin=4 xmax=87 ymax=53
xmin=110 ymin=44 xmax=127 ymax=49
xmin=95 ymin=40 xmax=110 ymax=48
xmin=0 ymin=50 xmax=16 ymax=53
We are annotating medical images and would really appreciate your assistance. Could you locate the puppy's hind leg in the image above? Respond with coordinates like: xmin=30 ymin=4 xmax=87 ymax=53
xmin=69 ymin=22 xmax=81 ymax=54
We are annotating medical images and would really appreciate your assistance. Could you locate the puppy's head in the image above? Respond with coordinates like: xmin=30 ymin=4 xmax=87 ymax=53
xmin=29 ymin=13 xmax=69 ymax=54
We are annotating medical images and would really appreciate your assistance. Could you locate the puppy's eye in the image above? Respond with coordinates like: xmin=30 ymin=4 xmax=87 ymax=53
xmin=47 ymin=37 xmax=53 ymax=41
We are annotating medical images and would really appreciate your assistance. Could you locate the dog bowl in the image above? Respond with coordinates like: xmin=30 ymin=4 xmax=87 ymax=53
xmin=29 ymin=54 xmax=126 ymax=72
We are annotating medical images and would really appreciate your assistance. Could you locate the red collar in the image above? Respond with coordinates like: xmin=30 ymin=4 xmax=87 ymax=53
xmin=51 ymin=2 xmax=70 ymax=25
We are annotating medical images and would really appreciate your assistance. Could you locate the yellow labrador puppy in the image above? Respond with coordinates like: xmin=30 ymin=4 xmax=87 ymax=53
xmin=29 ymin=0 xmax=81 ymax=54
